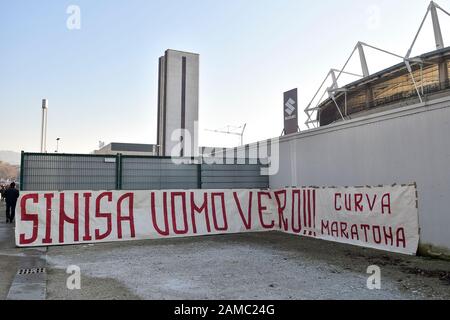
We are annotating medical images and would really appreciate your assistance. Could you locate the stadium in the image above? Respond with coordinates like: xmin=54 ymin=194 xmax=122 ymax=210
xmin=304 ymin=1 xmax=450 ymax=127
xmin=317 ymin=47 xmax=450 ymax=126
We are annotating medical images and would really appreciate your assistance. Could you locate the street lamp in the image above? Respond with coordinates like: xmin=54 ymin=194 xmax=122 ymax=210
xmin=55 ymin=138 xmax=61 ymax=153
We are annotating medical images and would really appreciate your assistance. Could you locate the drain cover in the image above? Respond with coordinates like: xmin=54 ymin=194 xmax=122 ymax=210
xmin=17 ymin=268 xmax=46 ymax=275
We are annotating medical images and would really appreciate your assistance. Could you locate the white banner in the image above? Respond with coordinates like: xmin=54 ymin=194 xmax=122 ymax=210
xmin=15 ymin=185 xmax=419 ymax=255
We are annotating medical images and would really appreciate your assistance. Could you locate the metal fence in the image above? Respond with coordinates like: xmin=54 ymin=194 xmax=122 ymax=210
xmin=20 ymin=152 xmax=269 ymax=191
xmin=201 ymin=164 xmax=269 ymax=189
xmin=121 ymin=156 xmax=199 ymax=190
xmin=21 ymin=153 xmax=117 ymax=191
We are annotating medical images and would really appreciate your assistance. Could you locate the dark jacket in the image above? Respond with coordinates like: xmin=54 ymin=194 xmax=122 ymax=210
xmin=5 ymin=188 xmax=19 ymax=205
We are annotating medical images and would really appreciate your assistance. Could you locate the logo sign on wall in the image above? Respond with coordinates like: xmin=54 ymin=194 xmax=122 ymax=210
xmin=15 ymin=184 xmax=420 ymax=255
xmin=283 ymin=88 xmax=299 ymax=135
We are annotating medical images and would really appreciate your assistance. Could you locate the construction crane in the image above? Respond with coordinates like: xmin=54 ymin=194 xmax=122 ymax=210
xmin=205 ymin=124 xmax=247 ymax=146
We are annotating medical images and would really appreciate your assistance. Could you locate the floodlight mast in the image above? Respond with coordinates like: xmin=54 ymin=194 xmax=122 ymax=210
xmin=40 ymin=99 xmax=48 ymax=153
xmin=304 ymin=0 xmax=448 ymax=129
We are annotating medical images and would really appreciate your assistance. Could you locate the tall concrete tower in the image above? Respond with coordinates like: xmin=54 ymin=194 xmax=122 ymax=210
xmin=157 ymin=49 xmax=199 ymax=157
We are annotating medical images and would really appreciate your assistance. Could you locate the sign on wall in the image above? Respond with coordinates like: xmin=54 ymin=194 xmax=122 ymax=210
xmin=283 ymin=88 xmax=299 ymax=135
xmin=15 ymin=185 xmax=419 ymax=255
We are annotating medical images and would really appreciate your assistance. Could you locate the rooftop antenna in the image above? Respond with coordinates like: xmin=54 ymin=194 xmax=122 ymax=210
xmin=40 ymin=99 xmax=48 ymax=153
xmin=205 ymin=123 xmax=247 ymax=146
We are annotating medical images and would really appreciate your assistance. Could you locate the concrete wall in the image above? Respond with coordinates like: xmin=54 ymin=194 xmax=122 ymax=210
xmin=270 ymin=96 xmax=450 ymax=255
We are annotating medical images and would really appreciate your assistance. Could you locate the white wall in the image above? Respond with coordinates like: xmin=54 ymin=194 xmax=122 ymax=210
xmin=164 ymin=50 xmax=199 ymax=157
xmin=270 ymin=96 xmax=450 ymax=253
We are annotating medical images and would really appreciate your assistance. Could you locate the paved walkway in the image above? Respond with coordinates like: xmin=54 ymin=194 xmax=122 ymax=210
xmin=0 ymin=201 xmax=20 ymax=299
xmin=0 ymin=202 xmax=47 ymax=300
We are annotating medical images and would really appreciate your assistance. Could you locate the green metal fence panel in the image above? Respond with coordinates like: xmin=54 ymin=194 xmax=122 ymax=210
xmin=21 ymin=153 xmax=117 ymax=191
xmin=200 ymin=164 xmax=269 ymax=189
xmin=20 ymin=153 xmax=270 ymax=191
xmin=119 ymin=156 xmax=199 ymax=190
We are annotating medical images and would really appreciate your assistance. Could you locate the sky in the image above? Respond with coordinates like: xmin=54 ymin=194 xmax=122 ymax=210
xmin=0 ymin=0 xmax=449 ymax=153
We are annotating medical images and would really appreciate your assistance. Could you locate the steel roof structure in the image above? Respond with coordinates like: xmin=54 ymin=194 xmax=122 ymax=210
xmin=304 ymin=1 xmax=450 ymax=128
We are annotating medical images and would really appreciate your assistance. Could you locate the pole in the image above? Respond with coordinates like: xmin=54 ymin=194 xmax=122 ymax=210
xmin=357 ymin=42 xmax=370 ymax=77
xmin=40 ymin=99 xmax=48 ymax=153
xmin=430 ymin=1 xmax=444 ymax=49
xmin=240 ymin=124 xmax=247 ymax=146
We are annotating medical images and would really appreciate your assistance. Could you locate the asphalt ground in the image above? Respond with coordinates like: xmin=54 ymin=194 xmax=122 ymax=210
xmin=45 ymin=232 xmax=450 ymax=300
xmin=1 ymin=201 xmax=449 ymax=300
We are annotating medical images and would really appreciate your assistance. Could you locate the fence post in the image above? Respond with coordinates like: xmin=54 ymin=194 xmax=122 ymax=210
xmin=20 ymin=151 xmax=25 ymax=191
xmin=197 ymin=157 xmax=202 ymax=189
xmin=116 ymin=153 xmax=122 ymax=190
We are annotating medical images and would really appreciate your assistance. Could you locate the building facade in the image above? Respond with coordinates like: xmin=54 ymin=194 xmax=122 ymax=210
xmin=157 ymin=49 xmax=200 ymax=157
xmin=94 ymin=142 xmax=157 ymax=156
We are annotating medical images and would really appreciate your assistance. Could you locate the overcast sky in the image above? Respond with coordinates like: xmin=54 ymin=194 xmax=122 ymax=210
xmin=1 ymin=0 xmax=448 ymax=153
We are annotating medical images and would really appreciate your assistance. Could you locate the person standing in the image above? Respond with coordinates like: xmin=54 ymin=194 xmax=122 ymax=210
xmin=0 ymin=185 xmax=5 ymax=202
xmin=5 ymin=182 xmax=19 ymax=223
